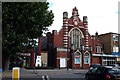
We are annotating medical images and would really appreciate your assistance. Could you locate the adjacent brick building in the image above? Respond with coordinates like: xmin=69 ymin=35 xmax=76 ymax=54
xmin=98 ymin=32 xmax=120 ymax=65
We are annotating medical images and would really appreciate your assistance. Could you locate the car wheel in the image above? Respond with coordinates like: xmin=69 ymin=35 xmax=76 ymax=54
xmin=85 ymin=75 xmax=90 ymax=80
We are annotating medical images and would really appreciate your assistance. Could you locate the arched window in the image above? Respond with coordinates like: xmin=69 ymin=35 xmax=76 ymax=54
xmin=84 ymin=53 xmax=90 ymax=64
xmin=84 ymin=53 xmax=89 ymax=57
xmin=75 ymin=52 xmax=80 ymax=57
xmin=70 ymin=29 xmax=82 ymax=49
xmin=75 ymin=52 xmax=81 ymax=64
xmin=96 ymin=46 xmax=102 ymax=53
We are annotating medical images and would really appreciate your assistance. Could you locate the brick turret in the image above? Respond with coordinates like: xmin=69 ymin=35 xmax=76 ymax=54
xmin=83 ymin=16 xmax=89 ymax=50
xmin=63 ymin=12 xmax=68 ymax=48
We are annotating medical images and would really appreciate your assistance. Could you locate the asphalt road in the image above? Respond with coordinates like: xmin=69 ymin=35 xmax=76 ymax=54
xmin=2 ymin=73 xmax=86 ymax=80
xmin=48 ymin=72 xmax=86 ymax=80
xmin=2 ymin=69 xmax=87 ymax=80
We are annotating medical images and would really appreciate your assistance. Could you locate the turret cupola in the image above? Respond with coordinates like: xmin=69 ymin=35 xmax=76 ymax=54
xmin=72 ymin=7 xmax=79 ymax=16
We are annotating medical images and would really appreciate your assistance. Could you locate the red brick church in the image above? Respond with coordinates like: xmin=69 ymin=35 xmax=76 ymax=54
xmin=46 ymin=7 xmax=103 ymax=69
xmin=3 ymin=7 xmax=117 ymax=70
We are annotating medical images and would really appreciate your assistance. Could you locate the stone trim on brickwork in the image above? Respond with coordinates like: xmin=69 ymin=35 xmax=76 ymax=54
xmin=57 ymin=47 xmax=70 ymax=52
xmin=68 ymin=27 xmax=84 ymax=38
xmin=84 ymin=51 xmax=91 ymax=66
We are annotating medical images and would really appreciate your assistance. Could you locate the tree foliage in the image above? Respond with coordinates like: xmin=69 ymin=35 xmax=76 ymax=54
xmin=2 ymin=2 xmax=54 ymax=56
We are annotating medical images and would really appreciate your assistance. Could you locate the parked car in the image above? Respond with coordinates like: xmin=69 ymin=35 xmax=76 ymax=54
xmin=85 ymin=66 xmax=120 ymax=80
xmin=89 ymin=64 xmax=100 ymax=70
xmin=111 ymin=64 xmax=119 ymax=68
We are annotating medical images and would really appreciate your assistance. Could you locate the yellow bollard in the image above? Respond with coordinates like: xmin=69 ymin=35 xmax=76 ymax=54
xmin=12 ymin=67 xmax=20 ymax=80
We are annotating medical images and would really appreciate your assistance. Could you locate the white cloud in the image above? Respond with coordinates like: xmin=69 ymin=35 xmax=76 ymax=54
xmin=47 ymin=0 xmax=119 ymax=35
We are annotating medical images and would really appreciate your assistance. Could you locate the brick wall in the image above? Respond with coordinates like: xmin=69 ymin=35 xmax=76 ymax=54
xmin=56 ymin=59 xmax=60 ymax=68
xmin=92 ymin=56 xmax=101 ymax=64
xmin=83 ymin=64 xmax=89 ymax=69
xmin=98 ymin=34 xmax=112 ymax=54
xmin=53 ymin=29 xmax=64 ymax=47
xmin=88 ymin=33 xmax=92 ymax=46
xmin=56 ymin=52 xmax=67 ymax=58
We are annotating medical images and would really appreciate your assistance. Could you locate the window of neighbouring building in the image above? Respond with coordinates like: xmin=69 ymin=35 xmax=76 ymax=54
xmin=70 ymin=29 xmax=82 ymax=49
xmin=113 ymin=34 xmax=119 ymax=42
xmin=89 ymin=46 xmax=93 ymax=51
xmin=102 ymin=57 xmax=116 ymax=66
xmin=96 ymin=46 xmax=102 ymax=53
xmin=84 ymin=53 xmax=89 ymax=64
xmin=113 ymin=45 xmax=119 ymax=52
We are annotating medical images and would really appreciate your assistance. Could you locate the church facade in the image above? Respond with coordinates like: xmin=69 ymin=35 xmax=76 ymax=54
xmin=46 ymin=7 xmax=103 ymax=69
xmin=3 ymin=7 xmax=118 ymax=70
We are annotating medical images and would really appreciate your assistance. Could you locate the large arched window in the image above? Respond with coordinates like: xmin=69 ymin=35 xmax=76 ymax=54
xmin=70 ymin=29 xmax=82 ymax=49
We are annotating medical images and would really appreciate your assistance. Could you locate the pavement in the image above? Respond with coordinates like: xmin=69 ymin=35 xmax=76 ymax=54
xmin=2 ymin=68 xmax=88 ymax=79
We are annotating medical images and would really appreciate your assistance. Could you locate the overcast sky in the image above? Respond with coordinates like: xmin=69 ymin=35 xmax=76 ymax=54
xmin=47 ymin=0 xmax=119 ymax=35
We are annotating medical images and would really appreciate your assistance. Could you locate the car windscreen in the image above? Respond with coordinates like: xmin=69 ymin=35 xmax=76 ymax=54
xmin=91 ymin=65 xmax=100 ymax=67
xmin=89 ymin=67 xmax=98 ymax=72
xmin=107 ymin=68 xmax=120 ymax=74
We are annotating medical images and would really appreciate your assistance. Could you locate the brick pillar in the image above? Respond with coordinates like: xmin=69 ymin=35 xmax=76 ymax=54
xmin=83 ymin=16 xmax=89 ymax=50
xmin=63 ymin=12 xmax=68 ymax=48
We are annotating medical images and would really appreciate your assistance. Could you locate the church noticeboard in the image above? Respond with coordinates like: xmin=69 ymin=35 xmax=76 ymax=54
xmin=16 ymin=53 xmax=31 ymax=57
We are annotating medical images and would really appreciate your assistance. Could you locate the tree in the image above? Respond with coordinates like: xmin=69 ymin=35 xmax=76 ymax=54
xmin=2 ymin=2 xmax=54 ymax=70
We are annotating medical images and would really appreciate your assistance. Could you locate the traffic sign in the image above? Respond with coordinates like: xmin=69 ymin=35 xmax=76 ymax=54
xmin=71 ymin=53 xmax=74 ymax=55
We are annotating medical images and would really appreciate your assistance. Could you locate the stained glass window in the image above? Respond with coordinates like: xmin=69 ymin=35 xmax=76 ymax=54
xmin=84 ymin=58 xmax=89 ymax=64
xmin=84 ymin=53 xmax=89 ymax=64
xmin=70 ymin=29 xmax=82 ymax=49
xmin=75 ymin=58 xmax=80 ymax=64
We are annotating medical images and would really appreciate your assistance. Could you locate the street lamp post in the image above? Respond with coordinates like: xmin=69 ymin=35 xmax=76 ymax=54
xmin=67 ymin=46 xmax=69 ymax=71
xmin=71 ymin=44 xmax=74 ymax=69
xmin=72 ymin=51 xmax=74 ymax=69
xmin=32 ymin=38 xmax=39 ymax=74
xmin=67 ymin=34 xmax=69 ymax=71
xmin=33 ymin=47 xmax=37 ymax=74
xmin=90 ymin=46 xmax=92 ymax=66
